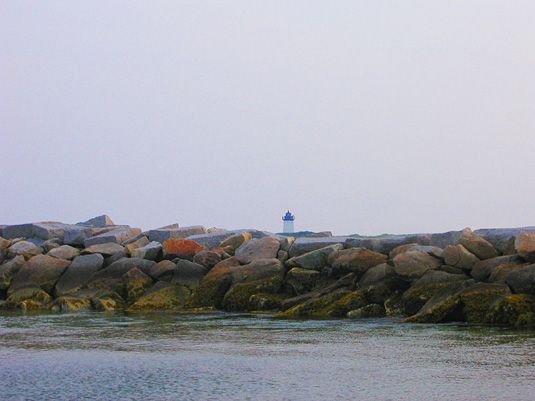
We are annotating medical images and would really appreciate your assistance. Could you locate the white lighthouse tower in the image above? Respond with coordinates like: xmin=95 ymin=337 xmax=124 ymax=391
xmin=282 ymin=210 xmax=295 ymax=233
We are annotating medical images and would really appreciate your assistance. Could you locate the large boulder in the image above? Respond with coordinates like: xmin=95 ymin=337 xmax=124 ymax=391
xmin=471 ymin=255 xmax=522 ymax=282
xmin=124 ymin=236 xmax=150 ymax=256
xmin=90 ymin=289 xmax=127 ymax=311
xmin=192 ymin=250 xmax=225 ymax=270
xmin=49 ymin=289 xmax=98 ymax=312
xmin=487 ymin=294 xmax=535 ymax=326
xmin=235 ymin=237 xmax=280 ymax=264
xmin=358 ymin=263 xmax=409 ymax=304
xmin=219 ymin=232 xmax=252 ymax=253
xmin=401 ymin=271 xmax=468 ymax=315
xmin=47 ymin=245 xmax=81 ymax=260
xmin=405 ymin=280 xmax=474 ymax=323
xmin=514 ymin=231 xmax=535 ymax=262
xmin=82 ymin=243 xmax=125 ymax=257
xmin=443 ymin=244 xmax=480 ymax=270
xmin=505 ymin=264 xmax=535 ymax=294
xmin=329 ymin=248 xmax=387 ymax=276
xmin=460 ymin=282 xmax=512 ymax=324
xmin=475 ymin=226 xmax=535 ymax=254
xmin=64 ymin=225 xmax=129 ymax=246
xmin=78 ymin=215 xmax=115 ymax=227
xmin=5 ymin=285 xmax=52 ymax=309
xmin=8 ymin=255 xmax=70 ymax=295
xmin=54 ymin=254 xmax=104 ymax=296
xmin=184 ymin=257 xmax=240 ymax=309
xmin=457 ymin=228 xmax=499 ymax=260
xmin=281 ymin=288 xmax=366 ymax=318
xmin=286 ymin=244 xmax=344 ymax=272
xmin=84 ymin=227 xmax=142 ymax=248
xmin=3 ymin=222 xmax=82 ymax=242
xmin=0 ymin=256 xmax=26 ymax=290
xmin=148 ymin=260 xmax=176 ymax=282
xmin=7 ymin=241 xmax=43 ymax=259
xmin=162 ymin=238 xmax=207 ymax=261
xmin=286 ymin=268 xmax=321 ymax=295
xmin=288 ymin=237 xmax=348 ymax=258
xmin=131 ymin=241 xmax=162 ymax=261
xmin=149 ymin=226 xmax=208 ymax=243
xmin=123 ymin=268 xmax=154 ymax=303
xmin=127 ymin=281 xmax=190 ymax=311
xmin=389 ymin=243 xmax=421 ymax=259
xmin=171 ymin=259 xmax=208 ymax=292
xmin=393 ymin=251 xmax=442 ymax=281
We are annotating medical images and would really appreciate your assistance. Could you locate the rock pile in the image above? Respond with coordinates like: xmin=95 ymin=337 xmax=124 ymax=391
xmin=1 ymin=217 xmax=535 ymax=327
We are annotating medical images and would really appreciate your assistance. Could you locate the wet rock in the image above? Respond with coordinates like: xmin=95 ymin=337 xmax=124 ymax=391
xmin=162 ymin=238 xmax=207 ymax=261
xmin=184 ymin=257 xmax=240 ymax=309
xmin=84 ymin=227 xmax=142 ymax=248
xmin=384 ymin=290 xmax=405 ymax=317
xmin=221 ymin=276 xmax=283 ymax=312
xmin=515 ymin=231 xmax=535 ymax=262
xmin=404 ymin=280 xmax=474 ymax=323
xmin=460 ymin=282 xmax=511 ymax=324
xmin=443 ymin=244 xmax=480 ymax=270
xmin=487 ymin=294 xmax=535 ymax=326
xmin=5 ymin=285 xmax=52 ymax=309
xmin=90 ymin=290 xmax=127 ymax=311
xmin=8 ymin=254 xmax=70 ymax=295
xmin=131 ymin=241 xmax=162 ymax=261
xmin=329 ymin=248 xmax=387 ymax=277
xmin=281 ymin=288 xmax=357 ymax=318
xmin=50 ymin=289 xmax=98 ymax=312
xmin=7 ymin=241 xmax=43 ymax=259
xmin=347 ymin=304 xmax=386 ymax=319
xmin=393 ymin=251 xmax=442 ymax=281
xmin=171 ymin=259 xmax=208 ymax=292
xmin=401 ymin=271 xmax=468 ymax=315
xmin=286 ymin=268 xmax=321 ymax=295
xmin=505 ymin=264 xmax=535 ymax=294
xmin=458 ymin=228 xmax=499 ymax=260
xmin=471 ymin=255 xmax=522 ymax=282
xmin=127 ymin=281 xmax=190 ymax=311
xmin=47 ymin=245 xmax=81 ymax=260
xmin=148 ymin=260 xmax=176 ymax=282
xmin=358 ymin=263 xmax=409 ymax=304
xmin=149 ymin=226 xmax=208 ymax=243
xmin=0 ymin=256 xmax=26 ymax=290
xmin=235 ymin=237 xmax=280 ymax=264
xmin=82 ymin=243 xmax=125 ymax=257
xmin=123 ymin=268 xmax=154 ymax=303
xmin=248 ymin=293 xmax=291 ymax=311
xmin=54 ymin=254 xmax=104 ymax=296
xmin=286 ymin=244 xmax=344 ymax=272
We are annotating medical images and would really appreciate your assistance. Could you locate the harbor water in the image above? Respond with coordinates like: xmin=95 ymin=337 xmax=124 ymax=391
xmin=1 ymin=311 xmax=535 ymax=400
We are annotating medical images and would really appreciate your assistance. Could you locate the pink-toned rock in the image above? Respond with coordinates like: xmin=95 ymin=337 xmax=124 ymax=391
xmin=7 ymin=241 xmax=43 ymax=259
xmin=235 ymin=237 xmax=280 ymax=264
xmin=458 ymin=228 xmax=499 ymax=260
xmin=443 ymin=244 xmax=480 ymax=270
xmin=163 ymin=238 xmax=207 ymax=261
xmin=329 ymin=248 xmax=387 ymax=276
xmin=393 ymin=251 xmax=442 ymax=280
xmin=47 ymin=245 xmax=81 ymax=260
xmin=8 ymin=254 xmax=71 ymax=295
xmin=515 ymin=231 xmax=535 ymax=262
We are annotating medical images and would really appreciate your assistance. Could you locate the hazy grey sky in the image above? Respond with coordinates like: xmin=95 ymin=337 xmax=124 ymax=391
xmin=2 ymin=1 xmax=535 ymax=235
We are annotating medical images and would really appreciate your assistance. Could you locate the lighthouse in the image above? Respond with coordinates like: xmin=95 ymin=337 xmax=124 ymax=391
xmin=282 ymin=210 xmax=295 ymax=233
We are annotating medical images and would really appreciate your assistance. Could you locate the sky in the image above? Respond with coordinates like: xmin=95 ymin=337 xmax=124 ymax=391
xmin=2 ymin=1 xmax=535 ymax=236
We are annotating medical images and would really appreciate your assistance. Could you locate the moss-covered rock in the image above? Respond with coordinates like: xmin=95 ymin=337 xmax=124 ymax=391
xmin=6 ymin=285 xmax=52 ymax=306
xmin=460 ymin=282 xmax=511 ymax=324
xmin=384 ymin=290 xmax=405 ymax=317
xmin=8 ymin=254 xmax=71 ymax=295
xmin=248 ymin=293 xmax=292 ymax=312
xmin=50 ymin=289 xmax=97 ymax=312
xmin=90 ymin=290 xmax=126 ymax=311
xmin=316 ymin=290 xmax=368 ymax=317
xmin=286 ymin=268 xmax=320 ymax=295
xmin=280 ymin=288 xmax=352 ymax=318
xmin=221 ymin=276 xmax=283 ymax=312
xmin=487 ymin=294 xmax=535 ymax=326
xmin=127 ymin=281 xmax=190 ymax=311
xmin=347 ymin=304 xmax=385 ymax=319
xmin=123 ymin=268 xmax=154 ymax=304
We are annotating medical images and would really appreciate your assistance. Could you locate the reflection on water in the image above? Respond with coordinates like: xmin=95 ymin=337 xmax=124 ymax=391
xmin=1 ymin=311 xmax=535 ymax=400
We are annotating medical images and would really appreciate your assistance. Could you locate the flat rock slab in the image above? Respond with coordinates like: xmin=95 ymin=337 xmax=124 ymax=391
xmin=2 ymin=222 xmax=62 ymax=239
xmin=82 ymin=243 xmax=125 ymax=256
xmin=288 ymin=237 xmax=350 ymax=258
xmin=78 ymin=215 xmax=115 ymax=227
xmin=64 ymin=225 xmax=129 ymax=246
xmin=84 ymin=227 xmax=142 ymax=247
xmin=149 ymin=226 xmax=208 ymax=243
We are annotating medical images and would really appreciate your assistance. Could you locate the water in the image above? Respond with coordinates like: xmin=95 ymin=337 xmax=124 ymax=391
xmin=1 ymin=311 xmax=535 ymax=401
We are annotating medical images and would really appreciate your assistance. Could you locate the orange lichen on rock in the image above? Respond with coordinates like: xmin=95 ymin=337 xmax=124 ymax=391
xmin=162 ymin=238 xmax=207 ymax=261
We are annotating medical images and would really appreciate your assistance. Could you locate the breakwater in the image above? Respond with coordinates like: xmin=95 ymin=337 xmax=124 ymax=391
xmin=1 ymin=215 xmax=535 ymax=326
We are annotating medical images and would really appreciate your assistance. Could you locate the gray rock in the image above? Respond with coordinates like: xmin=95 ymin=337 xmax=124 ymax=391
xmin=171 ymin=259 xmax=208 ymax=292
xmin=443 ymin=244 xmax=480 ymax=270
xmin=131 ymin=241 xmax=162 ymax=261
xmin=82 ymin=243 xmax=125 ymax=257
xmin=286 ymin=244 xmax=344 ymax=272
xmin=125 ymin=236 xmax=150 ymax=255
xmin=288 ymin=237 xmax=349 ymax=258
xmin=286 ymin=268 xmax=321 ymax=295
xmin=7 ymin=241 xmax=43 ymax=259
xmin=54 ymin=254 xmax=104 ymax=296
xmin=428 ymin=230 xmax=463 ymax=248
xmin=2 ymin=222 xmax=58 ymax=239
xmin=505 ymin=264 xmax=535 ymax=294
xmin=193 ymin=250 xmax=222 ymax=269
xmin=84 ymin=227 xmax=142 ymax=247
xmin=149 ymin=226 xmax=208 ymax=243
xmin=475 ymin=226 xmax=535 ymax=254
xmin=345 ymin=235 xmax=431 ymax=255
xmin=0 ymin=256 xmax=26 ymax=290
xmin=78 ymin=215 xmax=115 ymax=227
xmin=42 ymin=238 xmax=62 ymax=253
xmin=148 ymin=260 xmax=176 ymax=281
xmin=64 ymin=225 xmax=129 ymax=246
xmin=47 ymin=245 xmax=81 ymax=260
xmin=186 ymin=229 xmax=270 ymax=250
xmin=407 ymin=245 xmax=444 ymax=260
